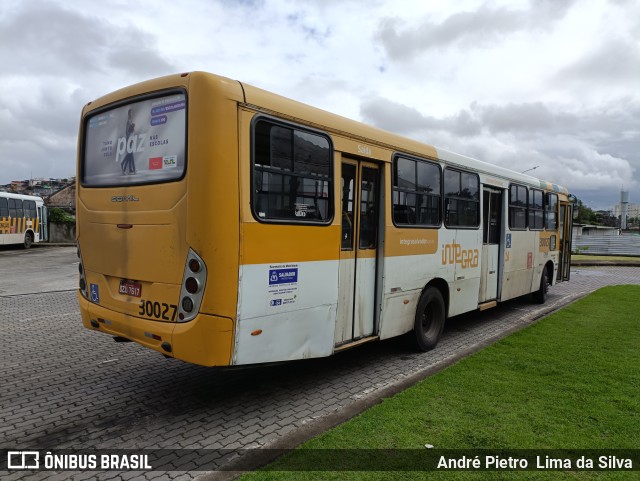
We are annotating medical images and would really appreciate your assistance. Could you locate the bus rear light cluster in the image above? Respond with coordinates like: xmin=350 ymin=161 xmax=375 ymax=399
xmin=78 ymin=246 xmax=88 ymax=299
xmin=178 ymin=249 xmax=207 ymax=322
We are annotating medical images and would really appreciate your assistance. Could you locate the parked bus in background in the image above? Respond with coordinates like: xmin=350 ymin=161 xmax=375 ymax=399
xmin=0 ymin=192 xmax=47 ymax=248
xmin=76 ymin=72 xmax=574 ymax=367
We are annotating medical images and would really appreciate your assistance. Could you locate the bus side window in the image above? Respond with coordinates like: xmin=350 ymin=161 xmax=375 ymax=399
xmin=359 ymin=167 xmax=378 ymax=249
xmin=341 ymin=164 xmax=356 ymax=249
xmin=392 ymin=155 xmax=440 ymax=227
xmin=546 ymin=193 xmax=558 ymax=230
xmin=0 ymin=197 xmax=8 ymax=217
xmin=253 ymin=119 xmax=333 ymax=224
xmin=444 ymin=168 xmax=480 ymax=228
xmin=8 ymin=198 xmax=17 ymax=218
xmin=25 ymin=200 xmax=37 ymax=219
xmin=529 ymin=189 xmax=544 ymax=230
xmin=509 ymin=184 xmax=528 ymax=230
xmin=15 ymin=199 xmax=24 ymax=218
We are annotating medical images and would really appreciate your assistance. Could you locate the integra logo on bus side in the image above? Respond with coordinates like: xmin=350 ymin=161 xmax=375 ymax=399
xmin=441 ymin=241 xmax=479 ymax=269
xmin=111 ymin=195 xmax=140 ymax=202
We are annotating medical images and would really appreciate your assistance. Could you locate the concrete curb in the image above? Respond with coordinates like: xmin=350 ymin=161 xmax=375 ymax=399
xmin=34 ymin=242 xmax=76 ymax=247
xmin=571 ymin=260 xmax=640 ymax=267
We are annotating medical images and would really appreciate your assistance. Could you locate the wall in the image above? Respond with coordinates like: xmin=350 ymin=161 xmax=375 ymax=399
xmin=49 ymin=222 xmax=76 ymax=244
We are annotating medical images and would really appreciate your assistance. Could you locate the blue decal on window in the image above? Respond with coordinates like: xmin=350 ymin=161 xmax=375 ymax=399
xmin=506 ymin=233 xmax=512 ymax=249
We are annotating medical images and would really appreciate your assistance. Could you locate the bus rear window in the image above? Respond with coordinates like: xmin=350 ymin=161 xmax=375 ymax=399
xmin=82 ymin=92 xmax=187 ymax=186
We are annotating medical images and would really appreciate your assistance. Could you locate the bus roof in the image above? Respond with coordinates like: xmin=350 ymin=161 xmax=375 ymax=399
xmin=238 ymin=74 xmax=568 ymax=195
xmin=0 ymin=192 xmax=44 ymax=202
xmin=82 ymin=71 xmax=569 ymax=195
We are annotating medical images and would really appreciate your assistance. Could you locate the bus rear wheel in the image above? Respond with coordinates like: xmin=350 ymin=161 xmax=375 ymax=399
xmin=414 ymin=287 xmax=446 ymax=351
xmin=23 ymin=231 xmax=34 ymax=249
xmin=533 ymin=268 xmax=548 ymax=304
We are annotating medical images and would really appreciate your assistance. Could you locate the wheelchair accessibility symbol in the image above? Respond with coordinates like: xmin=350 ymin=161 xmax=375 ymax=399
xmin=90 ymin=283 xmax=100 ymax=303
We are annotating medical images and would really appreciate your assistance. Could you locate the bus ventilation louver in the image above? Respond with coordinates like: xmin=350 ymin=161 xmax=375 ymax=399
xmin=78 ymin=246 xmax=88 ymax=299
xmin=177 ymin=249 xmax=207 ymax=322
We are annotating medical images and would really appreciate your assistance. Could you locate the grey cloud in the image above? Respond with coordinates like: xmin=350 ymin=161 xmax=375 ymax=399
xmin=0 ymin=2 xmax=104 ymax=75
xmin=360 ymin=96 xmax=438 ymax=133
xmin=361 ymin=96 xmax=639 ymax=150
xmin=359 ymin=95 xmax=639 ymax=202
xmin=0 ymin=1 xmax=173 ymax=77
xmin=217 ymin=0 xmax=265 ymax=8
xmin=0 ymin=1 xmax=174 ymax=185
xmin=471 ymin=102 xmax=575 ymax=135
xmin=451 ymin=109 xmax=483 ymax=137
xmin=12 ymin=84 xmax=86 ymax=138
xmin=376 ymin=0 xmax=577 ymax=60
xmin=106 ymin=29 xmax=174 ymax=77
xmin=554 ymin=37 xmax=640 ymax=87
xmin=360 ymin=96 xmax=482 ymax=136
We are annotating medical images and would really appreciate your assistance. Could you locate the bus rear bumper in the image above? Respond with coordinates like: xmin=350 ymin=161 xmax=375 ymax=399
xmin=78 ymin=292 xmax=234 ymax=367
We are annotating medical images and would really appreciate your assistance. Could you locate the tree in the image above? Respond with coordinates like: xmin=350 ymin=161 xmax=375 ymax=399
xmin=48 ymin=207 xmax=75 ymax=224
xmin=573 ymin=198 xmax=598 ymax=224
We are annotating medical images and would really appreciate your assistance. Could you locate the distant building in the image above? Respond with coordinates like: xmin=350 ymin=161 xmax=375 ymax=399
xmin=46 ymin=183 xmax=76 ymax=212
xmin=612 ymin=203 xmax=640 ymax=222
xmin=594 ymin=210 xmax=617 ymax=227
xmin=573 ymin=224 xmax=619 ymax=237
xmin=2 ymin=176 xmax=75 ymax=198
xmin=10 ymin=180 xmax=29 ymax=192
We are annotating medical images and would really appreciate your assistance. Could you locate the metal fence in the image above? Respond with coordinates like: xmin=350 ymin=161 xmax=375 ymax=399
xmin=572 ymin=234 xmax=640 ymax=256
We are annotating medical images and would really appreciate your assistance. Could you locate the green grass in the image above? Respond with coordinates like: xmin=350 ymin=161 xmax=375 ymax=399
xmin=240 ymin=286 xmax=640 ymax=480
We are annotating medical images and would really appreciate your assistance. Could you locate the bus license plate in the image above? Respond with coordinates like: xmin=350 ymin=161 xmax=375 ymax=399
xmin=119 ymin=280 xmax=142 ymax=297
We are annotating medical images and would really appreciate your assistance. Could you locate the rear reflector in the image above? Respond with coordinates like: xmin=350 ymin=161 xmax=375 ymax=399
xmin=144 ymin=332 xmax=162 ymax=341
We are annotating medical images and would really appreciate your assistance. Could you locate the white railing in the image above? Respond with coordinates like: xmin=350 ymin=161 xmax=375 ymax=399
xmin=572 ymin=234 xmax=640 ymax=256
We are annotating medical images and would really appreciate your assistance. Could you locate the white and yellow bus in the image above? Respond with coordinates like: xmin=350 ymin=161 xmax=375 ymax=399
xmin=0 ymin=192 xmax=47 ymax=248
xmin=77 ymin=72 xmax=573 ymax=367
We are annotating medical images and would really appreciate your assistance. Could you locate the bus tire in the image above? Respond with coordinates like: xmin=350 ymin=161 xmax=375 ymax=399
xmin=23 ymin=231 xmax=34 ymax=249
xmin=414 ymin=287 xmax=446 ymax=351
xmin=533 ymin=268 xmax=548 ymax=304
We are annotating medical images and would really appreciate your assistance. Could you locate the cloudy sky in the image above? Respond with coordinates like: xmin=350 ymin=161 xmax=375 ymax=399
xmin=1 ymin=0 xmax=638 ymax=210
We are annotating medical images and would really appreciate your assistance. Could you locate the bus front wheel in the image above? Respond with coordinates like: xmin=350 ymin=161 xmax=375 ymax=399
xmin=23 ymin=231 xmax=34 ymax=249
xmin=414 ymin=287 xmax=446 ymax=351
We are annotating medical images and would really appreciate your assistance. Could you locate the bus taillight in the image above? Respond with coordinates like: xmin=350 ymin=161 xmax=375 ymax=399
xmin=178 ymin=249 xmax=207 ymax=322
xmin=188 ymin=259 xmax=201 ymax=273
xmin=185 ymin=277 xmax=199 ymax=294
xmin=78 ymin=247 xmax=88 ymax=299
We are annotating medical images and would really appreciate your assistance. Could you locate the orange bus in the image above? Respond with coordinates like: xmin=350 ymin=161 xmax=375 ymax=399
xmin=77 ymin=72 xmax=573 ymax=366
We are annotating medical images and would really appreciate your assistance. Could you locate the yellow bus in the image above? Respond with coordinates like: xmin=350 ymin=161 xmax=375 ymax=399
xmin=77 ymin=72 xmax=573 ymax=367
xmin=0 ymin=192 xmax=47 ymax=248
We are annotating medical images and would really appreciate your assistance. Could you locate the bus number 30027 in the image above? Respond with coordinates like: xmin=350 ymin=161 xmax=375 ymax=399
xmin=138 ymin=300 xmax=178 ymax=321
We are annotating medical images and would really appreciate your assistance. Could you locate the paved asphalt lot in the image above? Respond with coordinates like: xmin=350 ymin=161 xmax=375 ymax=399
xmin=1 ymin=246 xmax=639 ymax=480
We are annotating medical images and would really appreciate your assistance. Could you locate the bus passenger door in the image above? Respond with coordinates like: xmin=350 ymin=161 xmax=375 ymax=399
xmin=38 ymin=206 xmax=48 ymax=242
xmin=480 ymin=188 xmax=502 ymax=302
xmin=558 ymin=202 xmax=572 ymax=281
xmin=335 ymin=159 xmax=380 ymax=346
